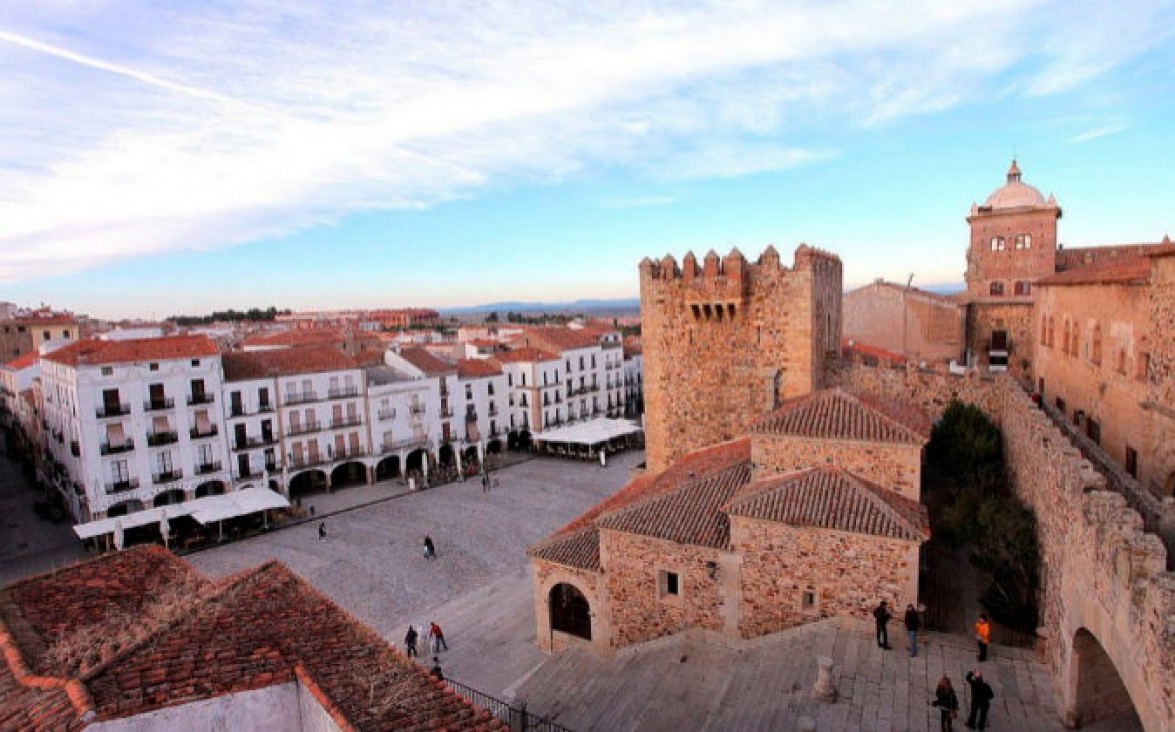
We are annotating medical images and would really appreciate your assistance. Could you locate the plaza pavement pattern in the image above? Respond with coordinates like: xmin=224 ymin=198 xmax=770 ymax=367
xmin=7 ymin=448 xmax=1137 ymax=730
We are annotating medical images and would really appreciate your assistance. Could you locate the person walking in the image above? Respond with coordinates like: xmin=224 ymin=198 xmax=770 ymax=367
xmin=931 ymin=676 xmax=960 ymax=731
xmin=873 ymin=600 xmax=892 ymax=649
xmin=975 ymin=613 xmax=991 ymax=662
xmin=430 ymin=656 xmax=444 ymax=681
xmin=423 ymin=535 xmax=436 ymax=560
xmin=318 ymin=521 xmax=327 ymax=542
xmin=964 ymin=669 xmax=994 ymax=729
xmin=404 ymin=625 xmax=419 ymax=659
xmin=904 ymin=604 xmax=922 ymax=657
xmin=429 ymin=621 xmax=448 ymax=652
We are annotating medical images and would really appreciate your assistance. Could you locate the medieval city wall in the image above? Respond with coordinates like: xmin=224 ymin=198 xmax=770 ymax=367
xmin=731 ymin=517 xmax=919 ymax=639
xmin=639 ymin=245 xmax=842 ymax=473
xmin=832 ymin=362 xmax=1175 ymax=730
xmin=751 ymin=435 xmax=922 ymax=501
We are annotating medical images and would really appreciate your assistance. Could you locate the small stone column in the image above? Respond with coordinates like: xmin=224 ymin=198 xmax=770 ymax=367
xmin=811 ymin=655 xmax=837 ymax=702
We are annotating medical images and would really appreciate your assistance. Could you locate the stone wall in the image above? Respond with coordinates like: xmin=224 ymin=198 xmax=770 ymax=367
xmin=531 ymin=558 xmax=605 ymax=653
xmin=731 ymin=518 xmax=919 ymax=638
xmin=833 ymin=362 xmax=1175 ymax=730
xmin=966 ymin=301 xmax=1035 ymax=379
xmin=599 ymin=529 xmax=728 ymax=647
xmin=639 ymin=245 xmax=842 ymax=473
xmin=843 ymin=282 xmax=964 ymax=364
xmin=752 ymin=434 xmax=923 ymax=501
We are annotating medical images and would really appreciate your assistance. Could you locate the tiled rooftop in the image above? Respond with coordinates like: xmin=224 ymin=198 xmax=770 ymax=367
xmin=42 ymin=336 xmax=219 ymax=368
xmin=0 ymin=546 xmax=502 ymax=731
xmin=222 ymin=345 xmax=359 ymax=381
xmin=491 ymin=347 xmax=559 ymax=364
xmin=1037 ymin=254 xmax=1153 ymax=287
xmin=399 ymin=347 xmax=456 ymax=376
xmin=1054 ymin=241 xmax=1167 ymax=272
xmin=3 ymin=351 xmax=39 ymax=371
xmin=241 ymin=329 xmax=344 ymax=348
xmin=520 ymin=327 xmax=599 ymax=351
xmin=750 ymin=388 xmax=929 ymax=445
xmin=456 ymin=359 xmax=502 ymax=379
xmin=725 ymin=468 xmax=929 ymax=541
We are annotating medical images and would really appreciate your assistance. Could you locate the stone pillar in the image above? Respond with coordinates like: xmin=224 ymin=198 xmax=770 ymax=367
xmin=324 ymin=473 xmax=332 ymax=493
xmin=455 ymin=448 xmax=463 ymax=479
xmin=366 ymin=465 xmax=375 ymax=485
xmin=811 ymin=656 xmax=837 ymax=702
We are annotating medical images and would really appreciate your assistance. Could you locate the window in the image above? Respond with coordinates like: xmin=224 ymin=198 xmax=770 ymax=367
xmin=1070 ymin=325 xmax=1080 ymax=359
xmin=63 ymin=330 xmax=72 ymax=339
xmin=1040 ymin=320 xmax=1047 ymax=346
xmin=990 ymin=236 xmax=1005 ymax=251
xmin=658 ymin=570 xmax=680 ymax=599
xmin=101 ymin=366 xmax=113 ymax=376
xmin=1126 ymin=447 xmax=1138 ymax=478
xmin=1091 ymin=324 xmax=1102 ymax=365
xmin=1047 ymin=317 xmax=1055 ymax=347
xmin=1015 ymin=234 xmax=1032 ymax=250
xmin=42 ymin=330 xmax=50 ymax=340
xmin=191 ymin=359 xmax=200 ymax=366
xmin=1014 ymin=281 xmax=1031 ymax=296
xmin=1116 ymin=349 xmax=1127 ymax=375
xmin=989 ymin=281 xmax=1004 ymax=296
xmin=111 ymin=460 xmax=129 ymax=483
xmin=1138 ymin=352 xmax=1150 ymax=381
xmin=488 ymin=382 xmax=495 ymax=396
xmin=465 ymin=384 xmax=472 ymax=399
xmin=801 ymin=590 xmax=817 ymax=612
xmin=1062 ymin=321 xmax=1071 ymax=356
xmin=149 ymin=362 xmax=159 ymax=371
xmin=507 ymin=373 xmax=513 ymax=387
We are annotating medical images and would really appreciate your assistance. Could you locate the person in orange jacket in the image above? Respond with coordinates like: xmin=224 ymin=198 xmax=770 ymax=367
xmin=975 ymin=613 xmax=991 ymax=662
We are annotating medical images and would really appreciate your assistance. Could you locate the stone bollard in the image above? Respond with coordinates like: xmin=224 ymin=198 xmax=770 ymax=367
xmin=811 ymin=655 xmax=837 ymax=702
xmin=796 ymin=716 xmax=816 ymax=731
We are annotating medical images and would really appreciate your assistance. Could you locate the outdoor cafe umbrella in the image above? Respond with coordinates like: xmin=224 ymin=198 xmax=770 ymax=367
xmin=112 ymin=519 xmax=124 ymax=551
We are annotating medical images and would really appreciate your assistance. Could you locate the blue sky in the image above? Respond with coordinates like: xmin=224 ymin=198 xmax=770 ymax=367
xmin=1 ymin=1 xmax=1173 ymax=319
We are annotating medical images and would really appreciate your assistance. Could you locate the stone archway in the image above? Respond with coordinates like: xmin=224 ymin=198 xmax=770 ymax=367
xmin=1065 ymin=628 xmax=1141 ymax=729
xmin=330 ymin=461 xmax=366 ymax=490
xmin=376 ymin=455 xmax=401 ymax=481
xmin=288 ymin=469 xmax=327 ymax=499
xmin=106 ymin=499 xmax=144 ymax=517
xmin=153 ymin=489 xmax=185 ymax=507
xmin=195 ymin=480 xmax=225 ymax=498
xmin=549 ymin=582 xmax=592 ymax=641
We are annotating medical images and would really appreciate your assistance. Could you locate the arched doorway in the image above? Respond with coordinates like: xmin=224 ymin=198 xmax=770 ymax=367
xmin=437 ymin=442 xmax=455 ymax=468
xmin=462 ymin=445 xmax=479 ymax=474
xmin=549 ymin=583 xmax=591 ymax=641
xmin=1067 ymin=628 xmax=1141 ymax=728
xmin=288 ymin=470 xmax=327 ymax=500
xmin=517 ymin=430 xmax=532 ymax=451
xmin=486 ymin=439 xmax=502 ymax=455
xmin=376 ymin=455 xmax=401 ymax=481
xmin=106 ymin=499 xmax=144 ymax=517
xmin=406 ymin=448 xmax=428 ymax=474
xmin=153 ymin=489 xmax=185 ymax=507
xmin=330 ymin=461 xmax=366 ymax=490
xmin=195 ymin=480 xmax=225 ymax=498
xmin=507 ymin=431 xmax=519 ymax=451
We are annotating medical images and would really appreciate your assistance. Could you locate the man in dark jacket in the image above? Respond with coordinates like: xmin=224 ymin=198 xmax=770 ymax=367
xmin=873 ymin=600 xmax=892 ymax=649
xmin=965 ymin=669 xmax=994 ymax=729
xmin=904 ymin=604 xmax=922 ymax=657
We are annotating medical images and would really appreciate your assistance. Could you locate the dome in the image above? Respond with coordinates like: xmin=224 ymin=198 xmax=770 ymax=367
xmin=983 ymin=159 xmax=1047 ymax=209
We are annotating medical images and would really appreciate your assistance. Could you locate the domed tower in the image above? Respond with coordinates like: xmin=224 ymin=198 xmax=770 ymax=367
xmin=965 ymin=159 xmax=1061 ymax=299
xmin=962 ymin=160 xmax=1061 ymax=377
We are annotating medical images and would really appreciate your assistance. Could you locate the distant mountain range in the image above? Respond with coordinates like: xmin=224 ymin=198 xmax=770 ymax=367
xmin=440 ymin=298 xmax=640 ymax=315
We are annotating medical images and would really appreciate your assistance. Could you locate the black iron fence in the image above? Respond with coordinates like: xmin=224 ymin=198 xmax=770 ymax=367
xmin=445 ymin=678 xmax=572 ymax=732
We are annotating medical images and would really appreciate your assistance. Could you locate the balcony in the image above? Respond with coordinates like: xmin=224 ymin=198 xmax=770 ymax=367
xmin=105 ymin=478 xmax=140 ymax=495
xmin=288 ymin=455 xmax=328 ymax=470
xmin=144 ymin=398 xmax=175 ymax=412
xmin=190 ymin=424 xmax=219 ymax=440
xmin=187 ymin=393 xmax=215 ymax=406
xmin=379 ymin=436 xmax=427 ymax=454
xmin=329 ymin=415 xmax=363 ymax=429
xmin=327 ymin=386 xmax=360 ymax=399
xmin=440 ymin=406 xmax=453 ymax=418
xmin=334 ymin=446 xmax=367 ymax=460
xmin=96 ymin=403 xmax=131 ymax=418
xmin=146 ymin=430 xmax=179 ymax=447
xmin=287 ymin=420 xmax=322 ymax=436
xmin=100 ymin=439 xmax=135 ymax=455
xmin=284 ymin=390 xmax=318 ymax=405
xmin=233 ymin=434 xmax=278 ymax=451
xmin=488 ymin=405 xmax=499 ymax=417
xmin=196 ymin=461 xmax=223 ymax=475
xmin=153 ymin=469 xmax=183 ymax=485
xmin=409 ymin=405 xmax=426 ymax=416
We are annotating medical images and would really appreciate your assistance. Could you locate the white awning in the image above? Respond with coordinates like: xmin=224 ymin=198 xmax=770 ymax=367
xmin=531 ymin=418 xmax=643 ymax=447
xmin=71 ymin=488 xmax=290 ymax=539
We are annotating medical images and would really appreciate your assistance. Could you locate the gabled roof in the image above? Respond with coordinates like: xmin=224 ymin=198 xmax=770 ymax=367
xmin=1036 ymin=255 xmax=1152 ymax=287
xmin=750 ymin=388 xmax=929 ymax=445
xmin=399 ymin=347 xmax=455 ymax=376
xmin=456 ymin=359 xmax=502 ymax=379
xmin=222 ymin=345 xmax=358 ymax=381
xmin=41 ymin=336 xmax=219 ymax=368
xmin=725 ymin=468 xmax=928 ymax=542
xmin=0 ymin=546 xmax=501 ymax=730
xmin=520 ymin=327 xmax=598 ymax=352
xmin=241 ymin=329 xmax=344 ymax=349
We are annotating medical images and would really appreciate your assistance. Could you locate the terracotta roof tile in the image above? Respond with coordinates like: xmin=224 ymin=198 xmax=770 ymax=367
xmin=520 ymin=327 xmax=598 ymax=351
xmin=42 ymin=336 xmax=219 ymax=368
xmin=841 ymin=339 xmax=906 ymax=365
xmin=399 ymin=347 xmax=456 ymax=376
xmin=4 ymin=351 xmax=39 ymax=370
xmin=491 ymin=347 xmax=560 ymax=364
xmin=456 ymin=359 xmax=502 ymax=379
xmin=527 ymin=527 xmax=601 ymax=572
xmin=725 ymin=468 xmax=929 ymax=541
xmin=222 ymin=345 xmax=359 ymax=381
xmin=1037 ymin=255 xmax=1153 ymax=287
xmin=751 ymin=388 xmax=929 ymax=444
xmin=0 ymin=547 xmax=502 ymax=730
xmin=241 ymin=329 xmax=345 ymax=348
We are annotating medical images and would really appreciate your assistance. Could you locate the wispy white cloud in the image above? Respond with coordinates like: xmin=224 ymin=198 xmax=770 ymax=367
xmin=0 ymin=0 xmax=1170 ymax=282
xmin=1069 ymin=123 xmax=1128 ymax=144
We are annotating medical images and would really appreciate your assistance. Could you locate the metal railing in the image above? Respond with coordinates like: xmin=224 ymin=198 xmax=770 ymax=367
xmin=287 ymin=420 xmax=322 ymax=436
xmin=105 ymin=478 xmax=140 ymax=494
xmin=187 ymin=392 xmax=215 ymax=405
xmin=190 ymin=425 xmax=219 ymax=439
xmin=233 ymin=434 xmax=278 ymax=450
xmin=196 ymin=461 xmax=222 ymax=475
xmin=153 ymin=469 xmax=183 ymax=484
xmin=284 ymin=390 xmax=318 ymax=405
xmin=288 ymin=455 xmax=328 ymax=469
xmin=96 ymin=403 xmax=131 ymax=418
xmin=100 ymin=439 xmax=135 ymax=455
xmin=377 ymin=408 xmax=396 ymax=420
xmin=327 ymin=386 xmax=360 ymax=399
xmin=144 ymin=398 xmax=175 ymax=411
xmin=329 ymin=415 xmax=363 ymax=429
xmin=147 ymin=430 xmax=179 ymax=447
xmin=444 ymin=678 xmax=572 ymax=732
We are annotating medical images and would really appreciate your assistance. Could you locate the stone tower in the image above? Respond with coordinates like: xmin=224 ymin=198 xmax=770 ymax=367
xmin=962 ymin=160 xmax=1061 ymax=376
xmin=639 ymin=245 xmax=843 ymax=473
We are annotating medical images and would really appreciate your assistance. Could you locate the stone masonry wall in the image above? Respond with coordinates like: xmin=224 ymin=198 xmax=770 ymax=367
xmin=731 ymin=517 xmax=919 ymax=639
xmin=639 ymin=245 xmax=842 ymax=473
xmin=752 ymin=434 xmax=923 ymax=501
xmin=1149 ymin=255 xmax=1175 ymax=413
xmin=843 ymin=282 xmax=964 ymax=364
xmin=532 ymin=558 xmax=604 ymax=653
xmin=833 ymin=362 xmax=1175 ymax=730
xmin=967 ymin=301 xmax=1036 ymax=379
xmin=599 ymin=528 xmax=727 ymax=648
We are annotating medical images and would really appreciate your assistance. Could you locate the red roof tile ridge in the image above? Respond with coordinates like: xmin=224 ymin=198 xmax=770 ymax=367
xmin=294 ymin=664 xmax=360 ymax=732
xmin=594 ymin=459 xmax=752 ymax=529
xmin=753 ymin=388 xmax=928 ymax=443
xmin=1 ymin=544 xmax=180 ymax=594
xmin=526 ymin=524 xmax=597 ymax=557
xmin=0 ymin=619 xmax=97 ymax=719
